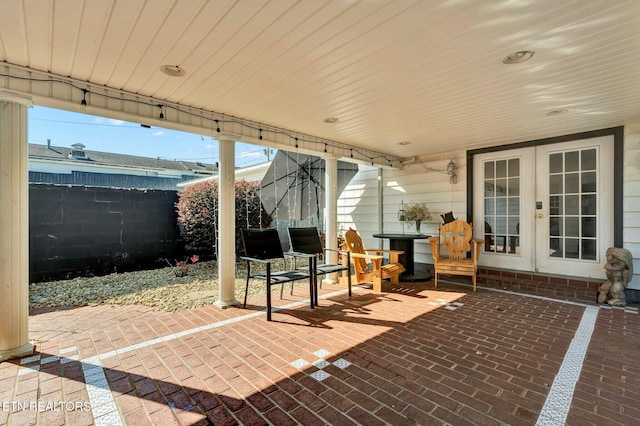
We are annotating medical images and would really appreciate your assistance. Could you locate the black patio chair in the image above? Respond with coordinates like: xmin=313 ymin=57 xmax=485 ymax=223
xmin=240 ymin=228 xmax=314 ymax=321
xmin=288 ymin=227 xmax=352 ymax=306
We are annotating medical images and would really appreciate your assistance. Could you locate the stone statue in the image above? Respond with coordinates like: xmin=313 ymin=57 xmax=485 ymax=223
xmin=598 ymin=247 xmax=633 ymax=307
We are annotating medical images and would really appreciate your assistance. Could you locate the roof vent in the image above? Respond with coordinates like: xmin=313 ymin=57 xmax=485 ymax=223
xmin=69 ymin=143 xmax=90 ymax=160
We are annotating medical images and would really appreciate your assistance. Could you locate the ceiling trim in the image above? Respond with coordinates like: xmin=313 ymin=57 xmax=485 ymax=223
xmin=0 ymin=62 xmax=404 ymax=169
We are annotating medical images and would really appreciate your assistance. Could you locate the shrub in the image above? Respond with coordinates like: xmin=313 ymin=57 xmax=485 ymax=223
xmin=176 ymin=180 xmax=273 ymax=256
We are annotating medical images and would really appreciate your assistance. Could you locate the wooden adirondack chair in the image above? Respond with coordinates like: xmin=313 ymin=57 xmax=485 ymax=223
xmin=429 ymin=219 xmax=483 ymax=292
xmin=341 ymin=228 xmax=405 ymax=292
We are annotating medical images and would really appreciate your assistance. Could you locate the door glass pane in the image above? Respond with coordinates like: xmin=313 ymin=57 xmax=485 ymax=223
xmin=496 ymin=216 xmax=507 ymax=234
xmin=507 ymin=198 xmax=520 ymax=215
xmin=508 ymin=217 xmax=520 ymax=234
xmin=484 ymin=162 xmax=494 ymax=179
xmin=508 ymin=178 xmax=520 ymax=196
xmin=485 ymin=180 xmax=495 ymax=196
xmin=582 ymin=239 xmax=597 ymax=260
xmin=582 ymin=171 xmax=596 ymax=192
xmin=550 ymin=238 xmax=562 ymax=256
xmin=565 ymin=151 xmax=579 ymax=172
xmin=565 ymin=173 xmax=579 ymax=193
xmin=550 ymin=153 xmax=563 ymax=173
xmin=549 ymin=195 xmax=562 ymax=215
xmin=508 ymin=159 xmax=519 ymax=177
xmin=547 ymin=148 xmax=598 ymax=261
xmin=582 ymin=149 xmax=596 ymax=170
xmin=485 ymin=198 xmax=494 ymax=215
xmin=565 ymin=195 xmax=579 ymax=215
xmin=565 ymin=217 xmax=579 ymax=237
xmin=549 ymin=175 xmax=563 ymax=194
xmin=483 ymin=158 xmax=520 ymax=255
xmin=582 ymin=217 xmax=596 ymax=237
xmin=565 ymin=239 xmax=579 ymax=258
xmin=582 ymin=194 xmax=596 ymax=215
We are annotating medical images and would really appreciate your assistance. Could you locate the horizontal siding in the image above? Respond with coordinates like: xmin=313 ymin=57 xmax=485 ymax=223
xmin=381 ymin=158 xmax=467 ymax=265
xmin=338 ymin=165 xmax=380 ymax=248
xmin=337 ymin=155 xmax=467 ymax=265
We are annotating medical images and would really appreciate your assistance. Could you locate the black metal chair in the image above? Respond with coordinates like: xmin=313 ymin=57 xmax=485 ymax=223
xmin=288 ymin=227 xmax=352 ymax=306
xmin=240 ymin=228 xmax=313 ymax=321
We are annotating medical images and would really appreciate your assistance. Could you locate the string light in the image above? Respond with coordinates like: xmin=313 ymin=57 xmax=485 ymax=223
xmin=0 ymin=72 xmax=403 ymax=167
xmin=80 ymin=89 xmax=88 ymax=110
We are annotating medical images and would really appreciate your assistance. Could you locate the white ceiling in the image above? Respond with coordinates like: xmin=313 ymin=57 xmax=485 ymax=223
xmin=1 ymin=0 xmax=640 ymax=160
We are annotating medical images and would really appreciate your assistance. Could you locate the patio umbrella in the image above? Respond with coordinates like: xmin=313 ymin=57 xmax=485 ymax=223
xmin=259 ymin=151 xmax=358 ymax=225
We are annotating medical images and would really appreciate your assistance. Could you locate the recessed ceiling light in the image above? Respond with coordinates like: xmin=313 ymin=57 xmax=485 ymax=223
xmin=546 ymin=109 xmax=568 ymax=116
xmin=324 ymin=117 xmax=339 ymax=123
xmin=160 ymin=65 xmax=186 ymax=77
xmin=502 ymin=51 xmax=535 ymax=64
xmin=398 ymin=141 xmax=411 ymax=146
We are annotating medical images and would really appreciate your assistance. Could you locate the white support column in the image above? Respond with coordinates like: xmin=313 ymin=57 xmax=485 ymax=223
xmin=215 ymin=137 xmax=239 ymax=308
xmin=0 ymin=91 xmax=34 ymax=361
xmin=323 ymin=156 xmax=339 ymax=284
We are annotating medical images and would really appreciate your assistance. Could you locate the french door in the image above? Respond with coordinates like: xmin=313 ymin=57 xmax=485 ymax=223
xmin=473 ymin=136 xmax=614 ymax=278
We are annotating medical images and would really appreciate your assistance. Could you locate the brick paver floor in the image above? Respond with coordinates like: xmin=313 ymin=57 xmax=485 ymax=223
xmin=1 ymin=278 xmax=638 ymax=425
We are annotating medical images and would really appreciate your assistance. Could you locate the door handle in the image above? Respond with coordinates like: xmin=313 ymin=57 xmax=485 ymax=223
xmin=536 ymin=212 xmax=543 ymax=219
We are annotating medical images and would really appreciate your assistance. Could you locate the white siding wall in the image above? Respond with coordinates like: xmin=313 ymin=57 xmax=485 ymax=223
xmin=624 ymin=125 xmax=640 ymax=289
xmin=338 ymin=165 xmax=380 ymax=249
xmin=338 ymin=155 xmax=467 ymax=265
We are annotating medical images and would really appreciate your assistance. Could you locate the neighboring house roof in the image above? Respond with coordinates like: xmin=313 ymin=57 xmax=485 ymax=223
xmin=177 ymin=161 xmax=271 ymax=188
xmin=28 ymin=143 xmax=216 ymax=174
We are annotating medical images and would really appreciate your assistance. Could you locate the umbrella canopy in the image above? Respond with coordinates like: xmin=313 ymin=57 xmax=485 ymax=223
xmin=259 ymin=151 xmax=358 ymax=224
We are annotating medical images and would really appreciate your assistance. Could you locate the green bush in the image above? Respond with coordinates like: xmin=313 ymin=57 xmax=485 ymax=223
xmin=176 ymin=180 xmax=273 ymax=256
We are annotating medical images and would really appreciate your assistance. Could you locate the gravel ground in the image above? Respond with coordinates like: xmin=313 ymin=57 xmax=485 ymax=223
xmin=29 ymin=260 xmax=308 ymax=312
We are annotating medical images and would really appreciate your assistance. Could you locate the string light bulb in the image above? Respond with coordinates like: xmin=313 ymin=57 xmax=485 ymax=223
xmin=295 ymin=138 xmax=298 ymax=149
xmin=215 ymin=120 xmax=220 ymax=133
xmin=80 ymin=89 xmax=88 ymax=110
xmin=158 ymin=105 xmax=165 ymax=120
xmin=259 ymin=129 xmax=263 ymax=140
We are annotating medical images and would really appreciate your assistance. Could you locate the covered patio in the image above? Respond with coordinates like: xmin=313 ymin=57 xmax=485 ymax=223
xmin=2 ymin=278 xmax=638 ymax=425
xmin=2 ymin=1 xmax=640 ymax=424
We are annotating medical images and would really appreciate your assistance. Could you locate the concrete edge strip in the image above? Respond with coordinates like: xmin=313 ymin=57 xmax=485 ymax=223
xmin=535 ymin=305 xmax=599 ymax=425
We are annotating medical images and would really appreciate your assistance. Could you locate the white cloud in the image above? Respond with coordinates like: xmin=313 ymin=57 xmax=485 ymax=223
xmin=109 ymin=119 xmax=125 ymax=126
xmin=153 ymin=131 xmax=165 ymax=136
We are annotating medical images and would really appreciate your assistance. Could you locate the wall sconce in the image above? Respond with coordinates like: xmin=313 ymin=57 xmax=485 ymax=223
xmin=398 ymin=200 xmax=406 ymax=222
xmin=398 ymin=200 xmax=406 ymax=234
xmin=447 ymin=159 xmax=458 ymax=184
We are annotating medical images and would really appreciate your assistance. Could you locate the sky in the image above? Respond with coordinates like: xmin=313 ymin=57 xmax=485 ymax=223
xmin=28 ymin=106 xmax=275 ymax=167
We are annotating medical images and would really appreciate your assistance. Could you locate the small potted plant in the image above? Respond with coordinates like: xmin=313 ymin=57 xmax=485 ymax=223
xmin=404 ymin=203 xmax=432 ymax=234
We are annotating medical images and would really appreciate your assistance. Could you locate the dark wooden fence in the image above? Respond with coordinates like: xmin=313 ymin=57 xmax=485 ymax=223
xmin=29 ymin=184 xmax=185 ymax=282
